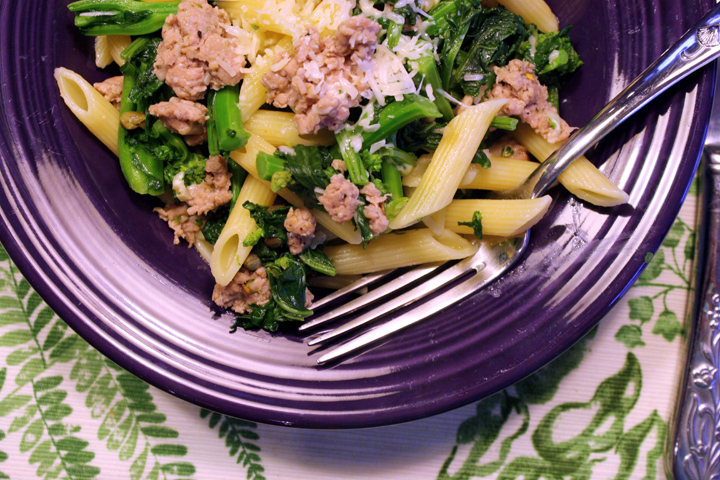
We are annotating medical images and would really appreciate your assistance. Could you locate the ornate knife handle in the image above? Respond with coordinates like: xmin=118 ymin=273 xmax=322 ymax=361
xmin=668 ymin=146 xmax=720 ymax=479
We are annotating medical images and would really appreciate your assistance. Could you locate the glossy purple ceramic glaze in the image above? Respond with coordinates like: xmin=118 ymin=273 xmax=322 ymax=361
xmin=0 ymin=0 xmax=714 ymax=428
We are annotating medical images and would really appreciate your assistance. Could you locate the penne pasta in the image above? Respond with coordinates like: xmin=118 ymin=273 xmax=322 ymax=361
xmin=211 ymin=175 xmax=277 ymax=286
xmin=54 ymin=67 xmax=120 ymax=156
xmin=495 ymin=0 xmax=558 ymax=33
xmin=238 ymin=37 xmax=292 ymax=122
xmin=94 ymin=36 xmax=112 ymax=68
xmin=95 ymin=35 xmax=131 ymax=68
xmin=217 ymin=0 xmax=298 ymax=36
xmin=389 ymin=98 xmax=507 ymax=230
xmin=325 ymin=229 xmax=479 ymax=275
xmin=244 ymin=110 xmax=334 ymax=147
xmin=512 ymin=123 xmax=629 ymax=207
xmin=444 ymin=197 xmax=553 ymax=237
xmin=403 ymin=153 xmax=538 ymax=191
xmin=107 ymin=35 xmax=132 ymax=66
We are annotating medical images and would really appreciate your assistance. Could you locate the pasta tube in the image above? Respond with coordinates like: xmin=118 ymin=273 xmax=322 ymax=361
xmin=444 ymin=197 xmax=552 ymax=237
xmin=238 ymin=37 xmax=292 ymax=122
xmin=495 ymin=0 xmax=558 ymax=33
xmin=513 ymin=123 xmax=629 ymax=207
xmin=54 ymin=67 xmax=120 ymax=156
xmin=244 ymin=110 xmax=334 ymax=147
xmin=403 ymin=153 xmax=538 ymax=191
xmin=218 ymin=0 xmax=298 ymax=36
xmin=211 ymin=175 xmax=277 ymax=286
xmin=389 ymin=98 xmax=507 ymax=230
xmin=325 ymin=229 xmax=479 ymax=275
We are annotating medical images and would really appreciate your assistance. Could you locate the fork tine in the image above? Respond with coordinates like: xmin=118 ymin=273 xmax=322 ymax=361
xmin=307 ymin=257 xmax=479 ymax=346
xmin=308 ymin=270 xmax=393 ymax=310
xmin=314 ymin=235 xmax=527 ymax=364
xmin=301 ymin=262 xmax=444 ymax=330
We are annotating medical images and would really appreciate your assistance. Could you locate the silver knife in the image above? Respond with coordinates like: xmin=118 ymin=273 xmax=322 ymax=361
xmin=667 ymin=62 xmax=720 ymax=478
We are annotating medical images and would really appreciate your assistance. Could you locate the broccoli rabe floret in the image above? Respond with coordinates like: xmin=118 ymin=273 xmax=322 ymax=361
xmin=518 ymin=26 xmax=583 ymax=86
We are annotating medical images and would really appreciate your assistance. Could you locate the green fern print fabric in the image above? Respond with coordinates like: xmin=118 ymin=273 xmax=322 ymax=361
xmin=0 ymin=177 xmax=699 ymax=479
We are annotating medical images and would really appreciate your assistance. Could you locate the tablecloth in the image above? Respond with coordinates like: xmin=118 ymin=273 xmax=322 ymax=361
xmin=0 ymin=175 xmax=700 ymax=479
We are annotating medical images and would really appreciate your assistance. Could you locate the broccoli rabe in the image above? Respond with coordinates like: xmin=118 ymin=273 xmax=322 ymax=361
xmin=518 ymin=26 xmax=583 ymax=87
xmin=118 ymin=37 xmax=169 ymax=195
xmin=68 ymin=0 xmax=179 ymax=36
xmin=256 ymin=146 xmax=335 ymax=208
xmin=241 ymin=202 xmax=290 ymax=247
xmin=207 ymin=85 xmax=250 ymax=155
xmin=230 ymin=203 xmax=336 ymax=332
xmin=458 ymin=211 xmax=483 ymax=239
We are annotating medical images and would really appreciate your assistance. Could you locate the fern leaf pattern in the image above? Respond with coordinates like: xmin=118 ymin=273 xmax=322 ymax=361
xmin=0 ymin=244 xmax=198 ymax=479
xmin=200 ymin=409 xmax=265 ymax=480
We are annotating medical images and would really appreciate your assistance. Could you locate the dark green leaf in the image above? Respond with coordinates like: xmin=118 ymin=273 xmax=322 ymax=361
xmin=43 ymin=403 xmax=73 ymax=421
xmin=628 ymin=296 xmax=653 ymax=324
xmin=34 ymin=375 xmax=63 ymax=392
xmin=637 ymin=249 xmax=664 ymax=284
xmin=15 ymin=357 xmax=45 ymax=387
xmin=159 ymin=461 xmax=196 ymax=476
xmin=615 ymin=325 xmax=645 ymax=349
xmin=652 ymin=310 xmax=683 ymax=342
xmin=140 ymin=426 xmax=179 ymax=438
xmin=685 ymin=232 xmax=696 ymax=261
xmin=19 ymin=419 xmax=44 ymax=453
xmin=0 ymin=330 xmax=33 ymax=347
xmin=150 ymin=444 xmax=188 ymax=456
xmin=37 ymin=390 xmax=68 ymax=407
xmin=6 ymin=347 xmax=39 ymax=366
xmin=662 ymin=221 xmax=685 ymax=248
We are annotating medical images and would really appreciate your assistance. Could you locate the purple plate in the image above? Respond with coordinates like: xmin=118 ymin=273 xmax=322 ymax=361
xmin=0 ymin=0 xmax=713 ymax=428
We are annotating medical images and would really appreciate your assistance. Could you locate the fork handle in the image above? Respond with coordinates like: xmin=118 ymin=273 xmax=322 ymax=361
xmin=522 ymin=4 xmax=720 ymax=199
xmin=668 ymin=146 xmax=720 ymax=479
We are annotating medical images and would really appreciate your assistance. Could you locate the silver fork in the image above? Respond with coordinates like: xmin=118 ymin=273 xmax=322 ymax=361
xmin=302 ymin=3 xmax=720 ymax=365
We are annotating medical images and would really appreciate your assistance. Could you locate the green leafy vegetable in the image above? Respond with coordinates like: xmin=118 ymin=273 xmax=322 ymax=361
xmin=261 ymin=146 xmax=335 ymax=208
xmin=118 ymin=37 xmax=170 ymax=195
xmin=519 ymin=26 xmax=583 ymax=87
xmin=241 ymin=201 xmax=290 ymax=247
xmin=458 ymin=211 xmax=483 ymax=238
xmin=299 ymin=249 xmax=336 ymax=276
xmin=68 ymin=0 xmax=179 ymax=36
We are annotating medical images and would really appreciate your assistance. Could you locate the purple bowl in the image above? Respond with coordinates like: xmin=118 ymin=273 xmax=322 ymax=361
xmin=0 ymin=0 xmax=713 ymax=428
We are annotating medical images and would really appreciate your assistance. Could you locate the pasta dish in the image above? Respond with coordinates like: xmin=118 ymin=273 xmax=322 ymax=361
xmin=56 ymin=0 xmax=628 ymax=332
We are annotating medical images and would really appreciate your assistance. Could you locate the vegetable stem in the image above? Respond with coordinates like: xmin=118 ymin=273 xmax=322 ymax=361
xmin=336 ymin=130 xmax=369 ymax=186
xmin=118 ymin=71 xmax=165 ymax=195
xmin=208 ymin=85 xmax=250 ymax=153
xmin=361 ymin=95 xmax=442 ymax=147
xmin=68 ymin=0 xmax=179 ymax=36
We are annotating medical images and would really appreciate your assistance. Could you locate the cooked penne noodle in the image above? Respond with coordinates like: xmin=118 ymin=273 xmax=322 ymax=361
xmin=244 ymin=110 xmax=334 ymax=147
xmin=94 ymin=36 xmax=112 ymax=68
xmin=107 ymin=35 xmax=132 ymax=66
xmin=194 ymin=237 xmax=214 ymax=264
xmin=495 ymin=0 xmax=558 ymax=33
xmin=389 ymin=98 xmax=507 ymax=230
xmin=403 ymin=153 xmax=538 ymax=191
xmin=325 ymin=229 xmax=479 ymax=275
xmin=238 ymin=37 xmax=292 ymax=122
xmin=444 ymin=197 xmax=553 ymax=237
xmin=512 ymin=123 xmax=629 ymax=206
xmin=229 ymin=135 xmax=363 ymax=244
xmin=54 ymin=67 xmax=120 ymax=156
xmin=95 ymin=35 xmax=131 ymax=68
xmin=217 ymin=0 xmax=298 ymax=36
xmin=211 ymin=175 xmax=277 ymax=286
